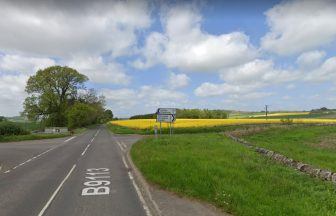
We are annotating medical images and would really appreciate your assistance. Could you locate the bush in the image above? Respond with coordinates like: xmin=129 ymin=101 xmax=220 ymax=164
xmin=67 ymin=103 xmax=97 ymax=129
xmin=280 ymin=117 xmax=294 ymax=124
xmin=0 ymin=122 xmax=29 ymax=136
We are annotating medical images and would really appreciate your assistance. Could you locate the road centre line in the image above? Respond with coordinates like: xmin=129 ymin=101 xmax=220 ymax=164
xmin=3 ymin=136 xmax=77 ymax=174
xmin=81 ymin=144 xmax=91 ymax=156
xmin=38 ymin=164 xmax=77 ymax=216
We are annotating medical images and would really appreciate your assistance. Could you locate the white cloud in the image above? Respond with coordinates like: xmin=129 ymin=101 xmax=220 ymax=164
xmin=305 ymin=56 xmax=336 ymax=82
xmin=0 ymin=54 xmax=55 ymax=74
xmin=102 ymin=88 xmax=138 ymax=108
xmin=195 ymin=59 xmax=297 ymax=98
xmin=261 ymin=0 xmax=336 ymax=55
xmin=167 ymin=73 xmax=190 ymax=89
xmin=297 ymin=50 xmax=326 ymax=69
xmin=0 ymin=0 xmax=151 ymax=57
xmin=0 ymin=74 xmax=27 ymax=116
xmin=194 ymin=82 xmax=258 ymax=97
xmin=67 ymin=55 xmax=130 ymax=85
xmin=102 ymin=85 xmax=188 ymax=116
xmin=220 ymin=59 xmax=295 ymax=85
xmin=134 ymin=4 xmax=257 ymax=72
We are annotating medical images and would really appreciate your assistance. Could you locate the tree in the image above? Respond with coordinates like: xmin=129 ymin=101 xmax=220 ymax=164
xmin=23 ymin=66 xmax=88 ymax=126
xmin=0 ymin=116 xmax=6 ymax=122
xmin=67 ymin=103 xmax=96 ymax=129
xmin=101 ymin=109 xmax=113 ymax=123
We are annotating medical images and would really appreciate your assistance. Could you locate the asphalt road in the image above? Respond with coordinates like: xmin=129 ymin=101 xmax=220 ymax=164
xmin=0 ymin=126 xmax=148 ymax=216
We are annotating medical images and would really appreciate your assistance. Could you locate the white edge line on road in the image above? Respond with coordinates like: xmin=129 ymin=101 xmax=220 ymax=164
xmin=122 ymin=156 xmax=129 ymax=169
xmin=128 ymin=172 xmax=152 ymax=216
xmin=64 ymin=136 xmax=76 ymax=143
xmin=113 ymin=133 xmax=153 ymax=216
xmin=38 ymin=164 xmax=77 ymax=216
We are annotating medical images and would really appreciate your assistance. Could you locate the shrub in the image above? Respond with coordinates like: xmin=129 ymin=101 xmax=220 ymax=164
xmin=280 ymin=117 xmax=294 ymax=124
xmin=0 ymin=122 xmax=29 ymax=136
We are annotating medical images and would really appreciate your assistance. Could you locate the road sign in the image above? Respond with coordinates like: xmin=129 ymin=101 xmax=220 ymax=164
xmin=157 ymin=114 xmax=176 ymax=123
xmin=157 ymin=108 xmax=176 ymax=115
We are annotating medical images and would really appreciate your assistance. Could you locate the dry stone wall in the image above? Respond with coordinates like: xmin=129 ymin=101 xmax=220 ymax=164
xmin=226 ymin=133 xmax=336 ymax=184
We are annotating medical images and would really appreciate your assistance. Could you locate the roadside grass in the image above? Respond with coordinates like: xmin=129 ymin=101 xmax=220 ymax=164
xmin=0 ymin=127 xmax=87 ymax=143
xmin=242 ymin=125 xmax=336 ymax=171
xmin=107 ymin=123 xmax=147 ymax=134
xmin=0 ymin=133 xmax=70 ymax=142
xmin=73 ymin=127 xmax=87 ymax=134
xmin=131 ymin=133 xmax=336 ymax=216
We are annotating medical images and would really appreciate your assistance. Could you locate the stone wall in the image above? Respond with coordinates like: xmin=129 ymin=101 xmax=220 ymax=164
xmin=226 ymin=133 xmax=336 ymax=184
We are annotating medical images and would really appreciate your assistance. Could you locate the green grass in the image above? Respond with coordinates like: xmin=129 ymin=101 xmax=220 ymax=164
xmin=107 ymin=123 xmax=147 ymax=134
xmin=243 ymin=125 xmax=336 ymax=171
xmin=0 ymin=133 xmax=70 ymax=142
xmin=131 ymin=133 xmax=336 ymax=216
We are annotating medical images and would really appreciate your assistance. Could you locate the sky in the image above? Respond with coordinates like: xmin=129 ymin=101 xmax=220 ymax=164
xmin=0 ymin=0 xmax=336 ymax=117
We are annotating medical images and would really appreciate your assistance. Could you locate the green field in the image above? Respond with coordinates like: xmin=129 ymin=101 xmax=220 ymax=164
xmin=242 ymin=125 xmax=336 ymax=171
xmin=131 ymin=133 xmax=336 ymax=216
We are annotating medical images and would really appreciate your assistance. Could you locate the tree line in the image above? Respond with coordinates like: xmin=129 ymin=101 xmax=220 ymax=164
xmin=22 ymin=66 xmax=113 ymax=129
xmin=130 ymin=109 xmax=228 ymax=119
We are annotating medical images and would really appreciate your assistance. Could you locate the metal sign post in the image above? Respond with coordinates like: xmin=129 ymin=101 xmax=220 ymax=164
xmin=156 ymin=108 xmax=176 ymax=136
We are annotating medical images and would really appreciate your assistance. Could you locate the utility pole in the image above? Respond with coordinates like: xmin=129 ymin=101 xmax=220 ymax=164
xmin=265 ymin=105 xmax=269 ymax=120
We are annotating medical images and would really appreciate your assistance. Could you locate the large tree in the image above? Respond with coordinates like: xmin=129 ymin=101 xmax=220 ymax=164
xmin=23 ymin=66 xmax=88 ymax=126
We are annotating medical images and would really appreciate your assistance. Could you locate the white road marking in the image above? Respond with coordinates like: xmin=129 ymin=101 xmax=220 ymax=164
xmin=64 ymin=136 xmax=76 ymax=143
xmin=117 ymin=141 xmax=125 ymax=152
xmin=38 ymin=164 xmax=77 ymax=216
xmin=128 ymin=172 xmax=152 ymax=216
xmin=122 ymin=143 xmax=127 ymax=149
xmin=81 ymin=144 xmax=91 ymax=156
xmin=3 ymin=136 xmax=74 ymax=174
xmin=4 ymin=170 xmax=10 ymax=173
xmin=111 ymin=135 xmax=125 ymax=152
xmin=122 ymin=156 xmax=129 ymax=169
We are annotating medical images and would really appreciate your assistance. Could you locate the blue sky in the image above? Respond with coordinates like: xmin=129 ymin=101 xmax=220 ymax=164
xmin=0 ymin=0 xmax=336 ymax=117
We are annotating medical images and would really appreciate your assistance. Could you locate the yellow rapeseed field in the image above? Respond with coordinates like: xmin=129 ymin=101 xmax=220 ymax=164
xmin=110 ymin=118 xmax=336 ymax=129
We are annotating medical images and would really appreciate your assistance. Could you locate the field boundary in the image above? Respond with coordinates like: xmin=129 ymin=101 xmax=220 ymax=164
xmin=225 ymin=132 xmax=336 ymax=184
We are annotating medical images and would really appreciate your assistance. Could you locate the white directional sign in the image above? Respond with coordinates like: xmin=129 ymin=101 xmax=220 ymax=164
xmin=157 ymin=108 xmax=176 ymax=115
xmin=157 ymin=114 xmax=176 ymax=122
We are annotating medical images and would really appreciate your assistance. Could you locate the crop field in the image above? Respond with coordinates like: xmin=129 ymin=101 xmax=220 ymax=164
xmin=111 ymin=118 xmax=336 ymax=130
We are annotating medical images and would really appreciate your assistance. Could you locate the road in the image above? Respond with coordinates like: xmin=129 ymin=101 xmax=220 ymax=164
xmin=0 ymin=126 xmax=148 ymax=216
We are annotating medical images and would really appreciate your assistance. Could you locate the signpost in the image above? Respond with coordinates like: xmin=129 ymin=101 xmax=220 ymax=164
xmin=156 ymin=108 xmax=176 ymax=136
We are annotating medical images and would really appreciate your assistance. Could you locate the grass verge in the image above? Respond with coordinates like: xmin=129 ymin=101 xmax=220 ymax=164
xmin=131 ymin=133 xmax=336 ymax=216
xmin=0 ymin=133 xmax=70 ymax=142
xmin=242 ymin=125 xmax=336 ymax=171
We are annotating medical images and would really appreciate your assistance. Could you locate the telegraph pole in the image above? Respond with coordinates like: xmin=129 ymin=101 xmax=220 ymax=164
xmin=265 ymin=105 xmax=269 ymax=120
